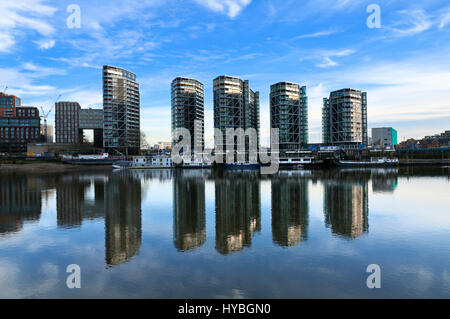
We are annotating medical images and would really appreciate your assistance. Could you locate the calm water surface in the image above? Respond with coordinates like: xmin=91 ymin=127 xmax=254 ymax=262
xmin=0 ymin=167 xmax=449 ymax=298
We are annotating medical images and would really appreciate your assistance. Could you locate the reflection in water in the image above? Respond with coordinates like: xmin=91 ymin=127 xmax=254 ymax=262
xmin=0 ymin=167 xmax=420 ymax=262
xmin=271 ymin=175 xmax=309 ymax=246
xmin=371 ymin=169 xmax=399 ymax=193
xmin=173 ymin=170 xmax=206 ymax=251
xmin=56 ymin=176 xmax=106 ymax=228
xmin=0 ymin=176 xmax=41 ymax=235
xmin=215 ymin=173 xmax=261 ymax=255
xmin=104 ymin=172 xmax=142 ymax=266
xmin=323 ymin=171 xmax=369 ymax=239
xmin=0 ymin=167 xmax=449 ymax=298
xmin=56 ymin=178 xmax=86 ymax=228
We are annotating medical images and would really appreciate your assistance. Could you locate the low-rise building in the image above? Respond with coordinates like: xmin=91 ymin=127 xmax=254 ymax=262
xmin=0 ymin=106 xmax=40 ymax=153
xmin=398 ymin=130 xmax=450 ymax=149
xmin=371 ymin=127 xmax=398 ymax=148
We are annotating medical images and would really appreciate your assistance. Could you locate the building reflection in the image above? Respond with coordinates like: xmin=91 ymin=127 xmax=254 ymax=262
xmin=271 ymin=176 xmax=309 ymax=246
xmin=371 ymin=168 xmax=399 ymax=193
xmin=173 ymin=170 xmax=206 ymax=251
xmin=56 ymin=175 xmax=106 ymax=228
xmin=104 ymin=171 xmax=142 ymax=266
xmin=0 ymin=176 xmax=41 ymax=235
xmin=323 ymin=171 xmax=369 ymax=239
xmin=215 ymin=173 xmax=261 ymax=255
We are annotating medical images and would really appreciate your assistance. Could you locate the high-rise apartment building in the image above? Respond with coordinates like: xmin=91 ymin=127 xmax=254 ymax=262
xmin=171 ymin=77 xmax=204 ymax=151
xmin=213 ymin=76 xmax=260 ymax=159
xmin=103 ymin=65 xmax=140 ymax=155
xmin=322 ymin=88 xmax=368 ymax=147
xmin=55 ymin=101 xmax=81 ymax=144
xmin=270 ymin=82 xmax=308 ymax=153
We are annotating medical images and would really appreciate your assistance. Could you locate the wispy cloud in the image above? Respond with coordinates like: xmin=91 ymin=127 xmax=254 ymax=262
xmin=0 ymin=63 xmax=65 ymax=96
xmin=0 ymin=32 xmax=15 ymax=52
xmin=315 ymin=49 xmax=356 ymax=68
xmin=439 ymin=9 xmax=450 ymax=28
xmin=0 ymin=0 xmax=57 ymax=52
xmin=388 ymin=10 xmax=433 ymax=36
xmin=194 ymin=0 xmax=252 ymax=18
xmin=34 ymin=39 xmax=55 ymax=50
xmin=292 ymin=29 xmax=339 ymax=40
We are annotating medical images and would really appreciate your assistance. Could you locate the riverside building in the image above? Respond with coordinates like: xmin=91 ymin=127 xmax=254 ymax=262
xmin=270 ymin=82 xmax=308 ymax=154
xmin=103 ymin=65 xmax=140 ymax=155
xmin=322 ymin=88 xmax=368 ymax=148
xmin=213 ymin=75 xmax=260 ymax=161
xmin=171 ymin=77 xmax=204 ymax=152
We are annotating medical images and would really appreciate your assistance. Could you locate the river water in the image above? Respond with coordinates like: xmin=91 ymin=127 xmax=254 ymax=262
xmin=0 ymin=167 xmax=449 ymax=298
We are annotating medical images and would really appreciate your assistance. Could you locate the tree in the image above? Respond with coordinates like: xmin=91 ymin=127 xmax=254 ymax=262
xmin=140 ymin=131 xmax=149 ymax=150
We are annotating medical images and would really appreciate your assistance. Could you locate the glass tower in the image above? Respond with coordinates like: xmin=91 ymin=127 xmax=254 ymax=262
xmin=270 ymin=82 xmax=308 ymax=153
xmin=213 ymin=76 xmax=260 ymax=160
xmin=103 ymin=65 xmax=140 ymax=155
xmin=322 ymin=88 xmax=368 ymax=147
xmin=171 ymin=77 xmax=204 ymax=152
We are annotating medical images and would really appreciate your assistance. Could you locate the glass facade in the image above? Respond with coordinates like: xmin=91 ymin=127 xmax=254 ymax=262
xmin=213 ymin=76 xmax=260 ymax=157
xmin=103 ymin=65 xmax=140 ymax=155
xmin=270 ymin=82 xmax=308 ymax=153
xmin=322 ymin=88 xmax=368 ymax=147
xmin=171 ymin=77 xmax=204 ymax=151
xmin=55 ymin=102 xmax=81 ymax=144
xmin=0 ymin=93 xmax=21 ymax=118
xmin=0 ymin=106 xmax=40 ymax=153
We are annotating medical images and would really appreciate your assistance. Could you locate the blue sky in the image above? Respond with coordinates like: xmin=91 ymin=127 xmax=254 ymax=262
xmin=1 ymin=0 xmax=450 ymax=145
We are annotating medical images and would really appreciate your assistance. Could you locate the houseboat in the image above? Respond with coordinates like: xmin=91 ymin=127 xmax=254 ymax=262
xmin=62 ymin=153 xmax=126 ymax=165
xmin=335 ymin=157 xmax=399 ymax=167
xmin=113 ymin=155 xmax=173 ymax=169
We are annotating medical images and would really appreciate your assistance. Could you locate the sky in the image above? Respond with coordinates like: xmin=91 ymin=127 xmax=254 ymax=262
xmin=0 ymin=0 xmax=450 ymax=146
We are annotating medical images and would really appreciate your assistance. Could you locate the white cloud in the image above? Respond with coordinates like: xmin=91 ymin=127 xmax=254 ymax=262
xmin=317 ymin=57 xmax=337 ymax=68
xmin=0 ymin=32 xmax=15 ymax=52
xmin=439 ymin=10 xmax=450 ymax=28
xmin=0 ymin=0 xmax=57 ymax=52
xmin=34 ymin=39 xmax=55 ymax=50
xmin=195 ymin=0 xmax=252 ymax=18
xmin=292 ymin=29 xmax=339 ymax=40
xmin=0 ymin=63 xmax=66 ymax=97
xmin=316 ymin=49 xmax=355 ymax=68
xmin=389 ymin=10 xmax=433 ymax=36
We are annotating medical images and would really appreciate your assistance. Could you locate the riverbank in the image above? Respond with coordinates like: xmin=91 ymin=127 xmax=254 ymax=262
xmin=0 ymin=162 xmax=112 ymax=173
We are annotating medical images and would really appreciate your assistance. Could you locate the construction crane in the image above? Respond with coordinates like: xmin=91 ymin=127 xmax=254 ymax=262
xmin=2 ymin=86 xmax=7 ymax=94
xmin=40 ymin=94 xmax=61 ymax=143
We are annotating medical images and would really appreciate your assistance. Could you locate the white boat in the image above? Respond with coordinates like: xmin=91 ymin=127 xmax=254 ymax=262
xmin=113 ymin=155 xmax=173 ymax=169
xmin=336 ymin=157 xmax=399 ymax=167
xmin=279 ymin=157 xmax=314 ymax=166
xmin=182 ymin=157 xmax=212 ymax=168
xmin=131 ymin=155 xmax=173 ymax=169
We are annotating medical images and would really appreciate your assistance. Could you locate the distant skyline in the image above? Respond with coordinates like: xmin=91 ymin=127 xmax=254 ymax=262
xmin=1 ymin=0 xmax=450 ymax=146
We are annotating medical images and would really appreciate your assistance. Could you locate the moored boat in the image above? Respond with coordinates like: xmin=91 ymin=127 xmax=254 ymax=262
xmin=128 ymin=155 xmax=173 ymax=169
xmin=335 ymin=157 xmax=399 ymax=167
xmin=62 ymin=153 xmax=126 ymax=165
